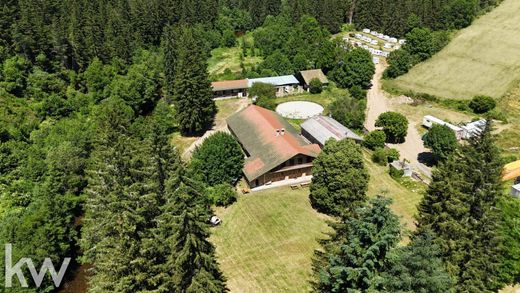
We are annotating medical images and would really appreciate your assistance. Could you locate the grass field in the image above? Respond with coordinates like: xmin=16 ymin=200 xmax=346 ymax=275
xmin=210 ymin=187 xmax=331 ymax=292
xmin=207 ymin=36 xmax=263 ymax=81
xmin=389 ymin=0 xmax=520 ymax=100
xmin=495 ymin=84 xmax=520 ymax=158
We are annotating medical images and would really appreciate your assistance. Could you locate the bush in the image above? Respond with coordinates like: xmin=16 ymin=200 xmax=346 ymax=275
xmin=372 ymin=148 xmax=389 ymax=166
xmin=372 ymin=148 xmax=400 ymax=166
xmin=349 ymin=85 xmax=367 ymax=100
xmin=423 ymin=124 xmax=458 ymax=161
xmin=389 ymin=166 xmax=404 ymax=179
xmin=386 ymin=148 xmax=400 ymax=162
xmin=190 ymin=132 xmax=245 ymax=186
xmin=364 ymin=130 xmax=386 ymax=150
xmin=375 ymin=112 xmax=409 ymax=143
xmin=329 ymin=93 xmax=366 ymax=130
xmin=309 ymin=78 xmax=323 ymax=94
xmin=206 ymin=183 xmax=237 ymax=207
xmin=469 ymin=95 xmax=496 ymax=114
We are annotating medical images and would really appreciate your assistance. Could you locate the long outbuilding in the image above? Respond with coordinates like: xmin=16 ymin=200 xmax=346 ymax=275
xmin=301 ymin=115 xmax=363 ymax=147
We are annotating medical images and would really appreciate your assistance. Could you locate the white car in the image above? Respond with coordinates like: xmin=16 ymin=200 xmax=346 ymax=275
xmin=210 ymin=216 xmax=221 ymax=226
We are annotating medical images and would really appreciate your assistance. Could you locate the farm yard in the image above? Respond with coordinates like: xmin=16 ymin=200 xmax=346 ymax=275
xmin=388 ymin=0 xmax=520 ymax=100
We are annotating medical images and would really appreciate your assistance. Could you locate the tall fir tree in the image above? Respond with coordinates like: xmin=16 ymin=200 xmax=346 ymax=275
xmin=312 ymin=196 xmax=401 ymax=292
xmin=151 ymin=174 xmax=228 ymax=292
xmin=167 ymin=26 xmax=216 ymax=135
xmin=380 ymin=230 xmax=455 ymax=292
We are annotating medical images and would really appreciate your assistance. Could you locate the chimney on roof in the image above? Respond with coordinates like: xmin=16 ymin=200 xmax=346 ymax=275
xmin=281 ymin=128 xmax=285 ymax=135
xmin=275 ymin=129 xmax=280 ymax=136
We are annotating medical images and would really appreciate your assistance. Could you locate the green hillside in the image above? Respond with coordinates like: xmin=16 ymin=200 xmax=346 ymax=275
xmin=390 ymin=0 xmax=520 ymax=99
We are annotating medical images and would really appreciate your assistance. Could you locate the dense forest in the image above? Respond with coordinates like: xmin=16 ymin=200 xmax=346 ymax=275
xmin=0 ymin=0 xmax=512 ymax=292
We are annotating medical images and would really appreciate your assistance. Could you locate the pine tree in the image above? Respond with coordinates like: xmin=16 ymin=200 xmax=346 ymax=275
xmin=81 ymin=98 xmax=158 ymax=292
xmin=380 ymin=230 xmax=455 ymax=292
xmin=152 ymin=174 xmax=228 ymax=292
xmin=169 ymin=26 xmax=216 ymax=135
xmin=312 ymin=196 xmax=401 ymax=292
xmin=163 ymin=25 xmax=176 ymax=99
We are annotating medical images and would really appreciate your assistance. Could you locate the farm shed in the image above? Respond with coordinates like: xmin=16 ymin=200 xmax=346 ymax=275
xmin=300 ymin=115 xmax=363 ymax=147
xmin=227 ymin=105 xmax=321 ymax=189
xmin=248 ymin=75 xmax=302 ymax=97
xmin=298 ymin=69 xmax=329 ymax=91
xmin=511 ymin=184 xmax=520 ymax=198
xmin=422 ymin=115 xmax=465 ymax=140
xmin=462 ymin=119 xmax=486 ymax=139
xmin=211 ymin=79 xmax=249 ymax=99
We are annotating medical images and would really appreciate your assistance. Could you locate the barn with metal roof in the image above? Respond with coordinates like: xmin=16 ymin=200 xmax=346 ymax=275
xmin=301 ymin=116 xmax=363 ymax=147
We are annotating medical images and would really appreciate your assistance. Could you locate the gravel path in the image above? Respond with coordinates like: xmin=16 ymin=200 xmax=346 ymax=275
xmin=365 ymin=64 xmax=432 ymax=178
xmin=182 ymin=98 xmax=249 ymax=160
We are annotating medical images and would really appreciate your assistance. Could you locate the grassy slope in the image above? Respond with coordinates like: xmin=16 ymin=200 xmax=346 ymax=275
xmin=210 ymin=155 xmax=424 ymax=292
xmin=207 ymin=46 xmax=262 ymax=77
xmin=210 ymin=187 xmax=331 ymax=292
xmin=364 ymin=152 xmax=425 ymax=231
xmin=495 ymin=84 xmax=520 ymax=158
xmin=390 ymin=0 xmax=520 ymax=99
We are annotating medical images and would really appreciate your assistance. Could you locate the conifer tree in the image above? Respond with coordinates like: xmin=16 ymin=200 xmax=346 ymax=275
xmin=168 ymin=26 xmax=216 ymax=135
xmin=312 ymin=196 xmax=401 ymax=292
xmin=152 ymin=174 xmax=228 ymax=292
xmin=81 ymin=98 xmax=158 ymax=292
xmin=416 ymin=121 xmax=506 ymax=292
xmin=380 ymin=230 xmax=455 ymax=292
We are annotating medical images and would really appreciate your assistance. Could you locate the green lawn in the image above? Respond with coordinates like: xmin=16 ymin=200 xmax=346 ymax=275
xmin=389 ymin=0 xmax=520 ymax=100
xmin=210 ymin=187 xmax=331 ymax=292
xmin=364 ymin=151 xmax=425 ymax=232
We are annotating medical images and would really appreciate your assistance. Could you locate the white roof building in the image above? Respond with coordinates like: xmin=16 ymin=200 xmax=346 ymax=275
xmin=462 ymin=119 xmax=486 ymax=139
xmin=423 ymin=115 xmax=464 ymax=140
xmin=248 ymin=75 xmax=299 ymax=87
xmin=301 ymin=115 xmax=363 ymax=147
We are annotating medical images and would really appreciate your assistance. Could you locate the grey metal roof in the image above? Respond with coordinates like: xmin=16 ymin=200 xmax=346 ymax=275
xmin=301 ymin=116 xmax=363 ymax=145
xmin=248 ymin=75 xmax=299 ymax=87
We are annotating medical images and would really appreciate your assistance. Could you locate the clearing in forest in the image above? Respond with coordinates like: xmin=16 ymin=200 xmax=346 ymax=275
xmin=389 ymin=0 xmax=520 ymax=100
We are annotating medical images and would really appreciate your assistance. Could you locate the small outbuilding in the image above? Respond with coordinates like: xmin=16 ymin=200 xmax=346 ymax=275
xmin=301 ymin=115 xmax=363 ymax=147
xmin=462 ymin=119 xmax=486 ymax=139
xmin=299 ymin=69 xmax=329 ymax=92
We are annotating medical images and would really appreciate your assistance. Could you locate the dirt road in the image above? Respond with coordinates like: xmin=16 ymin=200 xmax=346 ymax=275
xmin=365 ymin=64 xmax=432 ymax=178
xmin=182 ymin=98 xmax=249 ymax=159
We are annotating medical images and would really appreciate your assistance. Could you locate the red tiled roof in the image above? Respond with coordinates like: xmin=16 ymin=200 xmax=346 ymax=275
xmin=211 ymin=79 xmax=248 ymax=91
xmin=227 ymin=105 xmax=321 ymax=181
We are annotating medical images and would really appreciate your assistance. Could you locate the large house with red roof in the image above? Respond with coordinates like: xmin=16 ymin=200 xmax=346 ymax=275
xmin=227 ymin=105 xmax=321 ymax=189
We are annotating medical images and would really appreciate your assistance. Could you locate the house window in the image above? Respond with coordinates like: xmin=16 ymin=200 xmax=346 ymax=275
xmin=298 ymin=157 xmax=303 ymax=164
xmin=289 ymin=159 xmax=294 ymax=166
